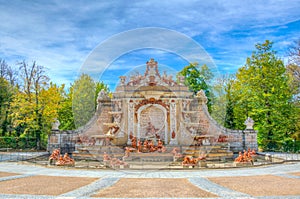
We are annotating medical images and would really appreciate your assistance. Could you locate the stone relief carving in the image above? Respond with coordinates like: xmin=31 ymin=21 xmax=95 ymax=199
xmin=182 ymin=100 xmax=191 ymax=111
xmin=182 ymin=112 xmax=191 ymax=123
xmin=97 ymin=89 xmax=110 ymax=103
xmin=119 ymin=76 xmax=126 ymax=86
xmin=113 ymin=100 xmax=122 ymax=111
xmin=196 ymin=90 xmax=208 ymax=104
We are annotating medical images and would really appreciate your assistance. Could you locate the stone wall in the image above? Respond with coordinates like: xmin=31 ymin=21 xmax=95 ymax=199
xmin=47 ymin=130 xmax=75 ymax=154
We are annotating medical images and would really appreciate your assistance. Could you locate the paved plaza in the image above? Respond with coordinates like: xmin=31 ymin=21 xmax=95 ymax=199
xmin=0 ymin=161 xmax=299 ymax=199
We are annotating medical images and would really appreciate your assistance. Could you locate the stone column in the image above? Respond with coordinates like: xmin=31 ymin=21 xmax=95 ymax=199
xmin=169 ymin=100 xmax=178 ymax=145
xmin=127 ymin=100 xmax=134 ymax=145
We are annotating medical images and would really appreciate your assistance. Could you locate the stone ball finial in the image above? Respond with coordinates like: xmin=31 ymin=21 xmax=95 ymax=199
xmin=244 ymin=117 xmax=254 ymax=129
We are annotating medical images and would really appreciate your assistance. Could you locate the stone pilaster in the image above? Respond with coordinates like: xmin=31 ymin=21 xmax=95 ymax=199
xmin=127 ymin=100 xmax=134 ymax=144
xmin=169 ymin=99 xmax=178 ymax=145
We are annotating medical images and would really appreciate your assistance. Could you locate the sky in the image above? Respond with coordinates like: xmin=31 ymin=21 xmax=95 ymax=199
xmin=0 ymin=0 xmax=299 ymax=90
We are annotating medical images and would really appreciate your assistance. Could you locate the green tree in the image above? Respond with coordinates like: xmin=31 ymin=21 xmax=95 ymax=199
xmin=224 ymin=78 xmax=235 ymax=129
xmin=72 ymin=74 xmax=96 ymax=128
xmin=286 ymin=39 xmax=300 ymax=142
xmin=0 ymin=59 xmax=17 ymax=136
xmin=178 ymin=63 xmax=213 ymax=112
xmin=210 ymin=74 xmax=234 ymax=127
xmin=232 ymin=40 xmax=297 ymax=150
xmin=10 ymin=61 xmax=64 ymax=149
xmin=95 ymin=81 xmax=110 ymax=108
xmin=58 ymin=85 xmax=76 ymax=130
xmin=0 ymin=77 xmax=13 ymax=135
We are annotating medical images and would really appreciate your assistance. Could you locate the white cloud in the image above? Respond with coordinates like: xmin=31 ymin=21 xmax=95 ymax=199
xmin=0 ymin=0 xmax=299 ymax=87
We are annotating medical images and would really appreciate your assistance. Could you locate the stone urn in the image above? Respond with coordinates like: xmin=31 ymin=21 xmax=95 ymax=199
xmin=244 ymin=117 xmax=254 ymax=129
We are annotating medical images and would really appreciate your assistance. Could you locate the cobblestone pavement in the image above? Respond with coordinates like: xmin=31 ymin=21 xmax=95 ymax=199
xmin=0 ymin=162 xmax=299 ymax=199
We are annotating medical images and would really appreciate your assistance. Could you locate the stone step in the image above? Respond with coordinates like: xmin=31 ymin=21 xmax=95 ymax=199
xmin=84 ymin=146 xmax=124 ymax=154
xmin=207 ymin=152 xmax=233 ymax=157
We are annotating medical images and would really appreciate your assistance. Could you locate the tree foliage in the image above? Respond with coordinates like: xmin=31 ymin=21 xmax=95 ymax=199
xmin=178 ymin=63 xmax=213 ymax=112
xmin=0 ymin=60 xmax=17 ymax=136
xmin=10 ymin=61 xmax=63 ymax=149
xmin=231 ymin=40 xmax=298 ymax=150
xmin=210 ymin=74 xmax=235 ymax=127
xmin=58 ymin=85 xmax=76 ymax=130
xmin=72 ymin=74 xmax=96 ymax=128
xmin=286 ymin=39 xmax=300 ymax=141
xmin=0 ymin=58 xmax=111 ymax=149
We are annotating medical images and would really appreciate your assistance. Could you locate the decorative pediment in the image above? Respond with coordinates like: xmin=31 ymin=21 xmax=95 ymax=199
xmin=119 ymin=58 xmax=178 ymax=87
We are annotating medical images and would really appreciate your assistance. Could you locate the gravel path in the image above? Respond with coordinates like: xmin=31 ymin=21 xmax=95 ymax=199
xmin=61 ymin=177 xmax=120 ymax=197
xmin=0 ymin=161 xmax=299 ymax=198
xmin=189 ymin=177 xmax=249 ymax=197
xmin=208 ymin=175 xmax=300 ymax=196
xmin=92 ymin=178 xmax=217 ymax=198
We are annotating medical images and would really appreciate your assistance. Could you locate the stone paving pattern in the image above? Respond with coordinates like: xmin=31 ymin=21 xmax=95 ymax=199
xmin=208 ymin=175 xmax=300 ymax=196
xmin=0 ymin=162 xmax=299 ymax=198
xmin=0 ymin=175 xmax=98 ymax=195
xmin=92 ymin=178 xmax=217 ymax=198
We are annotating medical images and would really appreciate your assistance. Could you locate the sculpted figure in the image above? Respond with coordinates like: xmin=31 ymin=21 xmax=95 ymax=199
xmin=251 ymin=149 xmax=256 ymax=155
xmin=55 ymin=155 xmax=65 ymax=166
xmin=103 ymin=152 xmax=111 ymax=161
xmin=142 ymin=140 xmax=148 ymax=152
xmin=171 ymin=147 xmax=179 ymax=156
xmin=63 ymin=153 xmax=75 ymax=166
xmin=124 ymin=147 xmax=130 ymax=157
xmin=243 ymin=150 xmax=248 ymax=161
xmin=234 ymin=152 xmax=243 ymax=162
xmin=157 ymin=139 xmax=163 ymax=149
xmin=131 ymin=137 xmax=137 ymax=148
xmin=49 ymin=149 xmax=60 ymax=163
xmin=137 ymin=139 xmax=142 ymax=153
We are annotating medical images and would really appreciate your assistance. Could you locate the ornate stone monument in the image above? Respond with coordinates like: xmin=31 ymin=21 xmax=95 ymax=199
xmin=48 ymin=59 xmax=258 ymax=167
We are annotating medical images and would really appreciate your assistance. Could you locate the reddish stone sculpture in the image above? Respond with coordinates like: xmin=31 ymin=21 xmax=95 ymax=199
xmin=103 ymin=152 xmax=111 ymax=161
xmin=182 ymin=156 xmax=199 ymax=167
xmin=124 ymin=147 xmax=130 ymax=157
xmin=234 ymin=148 xmax=255 ymax=164
xmin=49 ymin=149 xmax=60 ymax=165
xmin=63 ymin=153 xmax=75 ymax=166
xmin=137 ymin=139 xmax=142 ymax=153
xmin=55 ymin=153 xmax=75 ymax=166
xmin=131 ymin=136 xmax=137 ymax=149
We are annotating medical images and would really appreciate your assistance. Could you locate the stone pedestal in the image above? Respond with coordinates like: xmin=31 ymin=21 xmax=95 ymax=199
xmin=169 ymin=139 xmax=178 ymax=145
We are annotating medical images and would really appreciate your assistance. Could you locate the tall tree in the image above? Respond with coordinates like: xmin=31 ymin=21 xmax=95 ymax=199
xmin=58 ymin=84 xmax=76 ymax=130
xmin=0 ymin=77 xmax=13 ymax=135
xmin=286 ymin=39 xmax=300 ymax=142
xmin=223 ymin=78 xmax=235 ymax=129
xmin=210 ymin=74 xmax=235 ymax=127
xmin=232 ymin=40 xmax=297 ymax=150
xmin=72 ymin=74 xmax=96 ymax=128
xmin=178 ymin=63 xmax=213 ymax=112
xmin=287 ymin=39 xmax=300 ymax=67
xmin=11 ymin=61 xmax=50 ymax=148
xmin=0 ymin=59 xmax=17 ymax=135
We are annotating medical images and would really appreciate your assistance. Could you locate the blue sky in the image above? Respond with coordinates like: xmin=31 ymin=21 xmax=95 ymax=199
xmin=0 ymin=0 xmax=299 ymax=90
